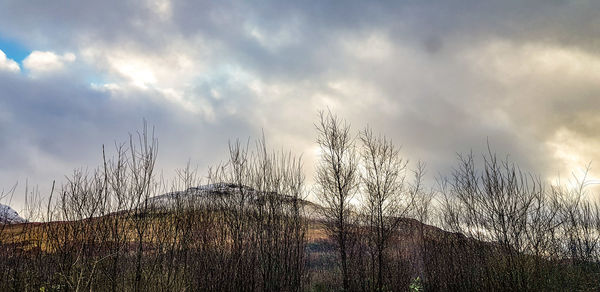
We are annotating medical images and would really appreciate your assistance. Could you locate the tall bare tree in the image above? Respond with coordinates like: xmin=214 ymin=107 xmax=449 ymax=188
xmin=359 ymin=127 xmax=414 ymax=291
xmin=315 ymin=110 xmax=360 ymax=291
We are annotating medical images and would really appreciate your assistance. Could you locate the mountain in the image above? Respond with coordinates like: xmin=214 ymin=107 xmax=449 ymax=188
xmin=0 ymin=204 xmax=26 ymax=224
xmin=0 ymin=185 xmax=536 ymax=290
xmin=147 ymin=183 xmax=324 ymax=218
xmin=147 ymin=183 xmax=235 ymax=208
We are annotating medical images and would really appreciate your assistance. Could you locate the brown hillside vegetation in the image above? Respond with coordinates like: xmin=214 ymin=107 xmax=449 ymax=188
xmin=0 ymin=210 xmax=494 ymax=291
xmin=1 ymin=203 xmax=598 ymax=291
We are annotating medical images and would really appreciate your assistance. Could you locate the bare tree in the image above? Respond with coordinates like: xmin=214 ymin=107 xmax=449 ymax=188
xmin=359 ymin=126 xmax=414 ymax=291
xmin=206 ymin=133 xmax=308 ymax=291
xmin=315 ymin=110 xmax=360 ymax=291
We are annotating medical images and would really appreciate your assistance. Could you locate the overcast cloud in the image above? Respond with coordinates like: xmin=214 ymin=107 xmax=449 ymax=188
xmin=1 ymin=0 xmax=600 ymax=207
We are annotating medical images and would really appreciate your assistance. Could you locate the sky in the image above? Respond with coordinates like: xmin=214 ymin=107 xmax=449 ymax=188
xmin=1 ymin=0 xmax=600 ymax=208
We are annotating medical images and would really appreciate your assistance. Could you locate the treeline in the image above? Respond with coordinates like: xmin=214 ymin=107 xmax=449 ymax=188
xmin=0 ymin=112 xmax=599 ymax=291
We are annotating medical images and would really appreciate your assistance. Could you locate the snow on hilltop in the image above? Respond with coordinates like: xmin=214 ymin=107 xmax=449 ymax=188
xmin=147 ymin=183 xmax=324 ymax=219
xmin=147 ymin=183 xmax=237 ymax=208
xmin=0 ymin=204 xmax=26 ymax=224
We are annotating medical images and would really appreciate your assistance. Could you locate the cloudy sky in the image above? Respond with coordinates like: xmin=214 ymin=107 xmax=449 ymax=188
xmin=1 ymin=1 xmax=600 ymax=206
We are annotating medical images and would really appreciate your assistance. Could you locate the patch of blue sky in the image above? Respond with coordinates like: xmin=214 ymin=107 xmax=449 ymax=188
xmin=0 ymin=34 xmax=30 ymax=63
xmin=87 ymin=75 xmax=110 ymax=86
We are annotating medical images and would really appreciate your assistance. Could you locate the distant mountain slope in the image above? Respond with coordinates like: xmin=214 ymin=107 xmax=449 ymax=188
xmin=0 ymin=204 xmax=25 ymax=224
xmin=147 ymin=183 xmax=324 ymax=218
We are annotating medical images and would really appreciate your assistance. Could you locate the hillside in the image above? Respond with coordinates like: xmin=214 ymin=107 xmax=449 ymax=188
xmin=0 ymin=185 xmax=597 ymax=291
xmin=147 ymin=183 xmax=325 ymax=219
xmin=0 ymin=203 xmax=25 ymax=224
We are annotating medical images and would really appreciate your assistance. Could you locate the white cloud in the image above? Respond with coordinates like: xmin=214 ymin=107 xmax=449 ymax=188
xmin=244 ymin=21 xmax=299 ymax=51
xmin=23 ymin=51 xmax=76 ymax=74
xmin=342 ymin=31 xmax=394 ymax=61
xmin=112 ymin=57 xmax=157 ymax=89
xmin=81 ymin=41 xmax=204 ymax=89
xmin=147 ymin=0 xmax=172 ymax=21
xmin=79 ymin=40 xmax=220 ymax=119
xmin=468 ymin=40 xmax=600 ymax=86
xmin=0 ymin=50 xmax=20 ymax=72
